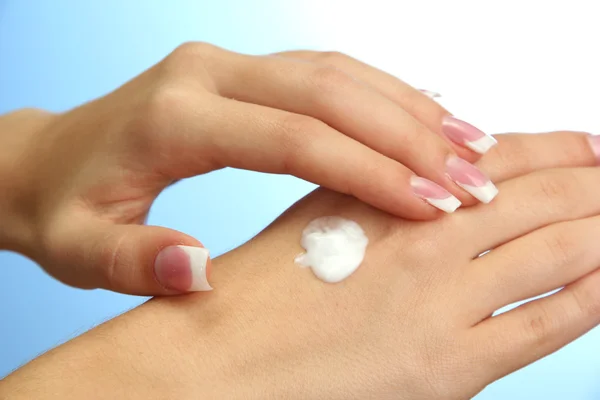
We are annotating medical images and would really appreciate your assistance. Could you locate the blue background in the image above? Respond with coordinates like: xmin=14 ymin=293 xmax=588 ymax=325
xmin=1 ymin=1 xmax=598 ymax=398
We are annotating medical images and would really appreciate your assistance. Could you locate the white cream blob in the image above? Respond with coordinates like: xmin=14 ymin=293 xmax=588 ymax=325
xmin=294 ymin=216 xmax=368 ymax=283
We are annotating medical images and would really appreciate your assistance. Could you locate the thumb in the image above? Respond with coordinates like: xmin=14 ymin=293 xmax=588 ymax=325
xmin=44 ymin=222 xmax=212 ymax=295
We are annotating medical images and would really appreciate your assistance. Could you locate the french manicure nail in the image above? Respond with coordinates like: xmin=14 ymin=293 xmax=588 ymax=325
xmin=410 ymin=176 xmax=462 ymax=213
xmin=446 ymin=157 xmax=498 ymax=203
xmin=586 ymin=135 xmax=600 ymax=165
xmin=419 ymin=89 xmax=441 ymax=99
xmin=442 ymin=116 xmax=497 ymax=154
xmin=154 ymin=245 xmax=212 ymax=292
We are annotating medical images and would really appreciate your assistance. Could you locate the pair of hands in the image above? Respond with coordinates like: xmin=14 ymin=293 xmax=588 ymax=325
xmin=4 ymin=130 xmax=600 ymax=399
xmin=0 ymin=43 xmax=496 ymax=295
xmin=2 ymin=41 xmax=600 ymax=397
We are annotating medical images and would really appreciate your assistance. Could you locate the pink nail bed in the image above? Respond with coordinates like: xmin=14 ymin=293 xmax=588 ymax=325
xmin=445 ymin=157 xmax=498 ymax=203
xmin=154 ymin=245 xmax=212 ymax=292
xmin=442 ymin=116 xmax=497 ymax=154
xmin=410 ymin=176 xmax=461 ymax=213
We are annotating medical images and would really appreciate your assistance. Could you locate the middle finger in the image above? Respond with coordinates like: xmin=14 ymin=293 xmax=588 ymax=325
xmin=210 ymin=50 xmax=492 ymax=205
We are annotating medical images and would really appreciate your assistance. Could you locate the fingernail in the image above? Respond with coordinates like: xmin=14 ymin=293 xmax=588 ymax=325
xmin=442 ymin=116 xmax=497 ymax=154
xmin=586 ymin=135 xmax=600 ymax=165
xmin=446 ymin=157 xmax=498 ymax=203
xmin=419 ymin=89 xmax=441 ymax=99
xmin=410 ymin=176 xmax=461 ymax=213
xmin=154 ymin=245 xmax=212 ymax=292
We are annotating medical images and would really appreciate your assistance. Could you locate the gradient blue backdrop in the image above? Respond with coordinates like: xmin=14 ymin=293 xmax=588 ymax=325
xmin=1 ymin=1 xmax=598 ymax=398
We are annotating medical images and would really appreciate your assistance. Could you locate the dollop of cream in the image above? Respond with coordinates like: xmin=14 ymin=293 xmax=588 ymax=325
xmin=294 ymin=216 xmax=368 ymax=283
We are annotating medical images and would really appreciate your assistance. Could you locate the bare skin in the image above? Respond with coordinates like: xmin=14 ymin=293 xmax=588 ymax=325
xmin=2 ymin=132 xmax=600 ymax=399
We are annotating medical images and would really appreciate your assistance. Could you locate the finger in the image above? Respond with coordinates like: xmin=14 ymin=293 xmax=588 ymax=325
xmin=465 ymin=215 xmax=600 ymax=323
xmin=206 ymin=49 xmax=494 ymax=205
xmin=477 ymin=132 xmax=598 ymax=183
xmin=419 ymin=89 xmax=441 ymax=99
xmin=275 ymin=50 xmax=494 ymax=159
xmin=456 ymin=167 xmax=600 ymax=256
xmin=154 ymin=94 xmax=460 ymax=218
xmin=44 ymin=221 xmax=212 ymax=295
xmin=471 ymin=267 xmax=600 ymax=382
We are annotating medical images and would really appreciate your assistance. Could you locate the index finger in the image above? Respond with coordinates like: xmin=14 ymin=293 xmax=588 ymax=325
xmin=152 ymin=94 xmax=462 ymax=218
xmin=275 ymin=50 xmax=492 ymax=161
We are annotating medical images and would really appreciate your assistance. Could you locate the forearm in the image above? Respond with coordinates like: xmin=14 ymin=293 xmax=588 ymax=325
xmin=1 ymin=189 xmax=395 ymax=400
xmin=0 ymin=109 xmax=56 ymax=255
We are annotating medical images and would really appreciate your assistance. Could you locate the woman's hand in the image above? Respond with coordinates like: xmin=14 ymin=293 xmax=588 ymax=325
xmin=0 ymin=44 xmax=495 ymax=295
xmin=4 ymin=132 xmax=600 ymax=400
xmin=201 ymin=133 xmax=600 ymax=400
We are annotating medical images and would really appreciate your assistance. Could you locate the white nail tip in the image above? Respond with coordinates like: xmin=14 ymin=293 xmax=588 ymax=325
xmin=177 ymin=245 xmax=212 ymax=291
xmin=457 ymin=181 xmax=499 ymax=204
xmin=420 ymin=89 xmax=442 ymax=99
xmin=423 ymin=196 xmax=462 ymax=213
xmin=465 ymin=135 xmax=498 ymax=154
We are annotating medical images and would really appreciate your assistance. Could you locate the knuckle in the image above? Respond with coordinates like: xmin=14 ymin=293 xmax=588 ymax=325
xmin=163 ymin=42 xmax=219 ymax=87
xmin=132 ymin=83 xmax=186 ymax=136
xmin=343 ymin=157 xmax=383 ymax=199
xmin=410 ymin=95 xmax=447 ymax=122
xmin=125 ymin=84 xmax=196 ymax=165
xmin=570 ymin=285 xmax=600 ymax=320
xmin=545 ymin=131 xmax=592 ymax=164
xmin=317 ymin=50 xmax=350 ymax=65
xmin=273 ymin=114 xmax=325 ymax=172
xmin=307 ymin=64 xmax=355 ymax=94
xmin=556 ymin=132 xmax=590 ymax=161
xmin=490 ymin=135 xmax=530 ymax=170
xmin=146 ymin=83 xmax=184 ymax=112
xmin=277 ymin=113 xmax=325 ymax=142
xmin=541 ymin=229 xmax=576 ymax=266
xmin=534 ymin=173 xmax=572 ymax=203
xmin=524 ymin=305 xmax=554 ymax=347
xmin=94 ymin=230 xmax=130 ymax=290
xmin=405 ymin=122 xmax=438 ymax=153
xmin=169 ymin=41 xmax=216 ymax=64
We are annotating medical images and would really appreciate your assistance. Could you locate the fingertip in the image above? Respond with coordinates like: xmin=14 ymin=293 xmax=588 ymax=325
xmin=154 ymin=245 xmax=212 ymax=293
xmin=154 ymin=245 xmax=193 ymax=293
xmin=410 ymin=176 xmax=462 ymax=215
xmin=445 ymin=156 xmax=499 ymax=205
xmin=413 ymin=165 xmax=474 ymax=207
xmin=368 ymin=191 xmax=441 ymax=221
xmin=364 ymin=168 xmax=461 ymax=220
xmin=441 ymin=116 xmax=497 ymax=157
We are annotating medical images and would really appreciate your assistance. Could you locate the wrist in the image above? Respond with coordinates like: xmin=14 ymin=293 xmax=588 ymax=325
xmin=0 ymin=108 xmax=58 ymax=256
